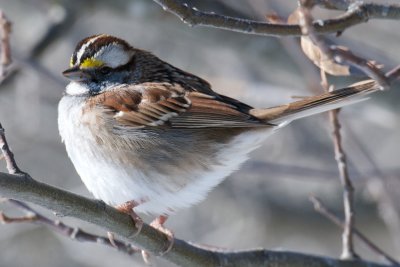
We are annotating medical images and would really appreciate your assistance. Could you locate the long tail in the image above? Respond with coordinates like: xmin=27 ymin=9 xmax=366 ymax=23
xmin=250 ymin=80 xmax=381 ymax=124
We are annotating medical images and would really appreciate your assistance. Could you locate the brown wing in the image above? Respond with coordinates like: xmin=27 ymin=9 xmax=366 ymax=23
xmin=171 ymin=91 xmax=264 ymax=128
xmin=87 ymin=83 xmax=268 ymax=129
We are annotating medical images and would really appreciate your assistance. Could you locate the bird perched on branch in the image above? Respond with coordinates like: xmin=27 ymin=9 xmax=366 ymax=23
xmin=58 ymin=34 xmax=380 ymax=252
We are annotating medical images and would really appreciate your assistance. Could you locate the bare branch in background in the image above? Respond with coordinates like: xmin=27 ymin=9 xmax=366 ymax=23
xmin=321 ymin=69 xmax=358 ymax=260
xmin=386 ymin=64 xmax=400 ymax=83
xmin=0 ymin=210 xmax=36 ymax=223
xmin=0 ymin=10 xmax=12 ymax=84
xmin=2 ymin=200 xmax=140 ymax=256
xmin=327 ymin=48 xmax=388 ymax=88
xmin=310 ymin=196 xmax=400 ymax=266
xmin=294 ymin=0 xmax=396 ymax=261
xmin=0 ymin=123 xmax=22 ymax=175
xmin=152 ymin=0 xmax=400 ymax=37
xmin=296 ymin=0 xmax=358 ymax=259
xmin=0 ymin=12 xmax=11 ymax=66
xmin=154 ymin=0 xmax=397 ymax=88
xmin=296 ymin=1 xmax=389 ymax=88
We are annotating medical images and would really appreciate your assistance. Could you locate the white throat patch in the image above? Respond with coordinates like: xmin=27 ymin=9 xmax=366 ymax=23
xmin=66 ymin=82 xmax=90 ymax=95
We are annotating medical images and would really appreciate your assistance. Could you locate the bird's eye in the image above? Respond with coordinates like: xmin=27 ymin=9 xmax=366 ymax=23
xmin=100 ymin=66 xmax=112 ymax=74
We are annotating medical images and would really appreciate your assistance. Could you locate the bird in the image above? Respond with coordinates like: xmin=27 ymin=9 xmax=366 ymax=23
xmin=58 ymin=34 xmax=380 ymax=252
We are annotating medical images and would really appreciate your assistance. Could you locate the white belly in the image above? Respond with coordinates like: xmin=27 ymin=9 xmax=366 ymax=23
xmin=58 ymin=95 xmax=280 ymax=215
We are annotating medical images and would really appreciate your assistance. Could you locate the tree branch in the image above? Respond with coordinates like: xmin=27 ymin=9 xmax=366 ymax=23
xmin=0 ymin=10 xmax=12 ymax=85
xmin=0 ymin=199 xmax=140 ymax=256
xmin=0 ymin=123 xmax=22 ymax=175
xmin=302 ymin=10 xmax=359 ymax=256
xmin=329 ymin=108 xmax=357 ymax=259
xmin=296 ymin=1 xmax=389 ymax=88
xmin=320 ymin=70 xmax=358 ymax=260
xmin=294 ymin=3 xmax=399 ymax=260
xmin=152 ymin=0 xmax=400 ymax=37
xmin=0 ymin=171 xmax=394 ymax=267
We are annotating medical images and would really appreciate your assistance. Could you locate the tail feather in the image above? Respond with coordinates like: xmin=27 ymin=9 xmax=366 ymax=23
xmin=250 ymin=80 xmax=380 ymax=124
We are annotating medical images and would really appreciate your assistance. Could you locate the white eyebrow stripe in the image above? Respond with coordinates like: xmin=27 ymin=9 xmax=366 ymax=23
xmin=76 ymin=35 xmax=104 ymax=64
xmin=94 ymin=43 xmax=133 ymax=68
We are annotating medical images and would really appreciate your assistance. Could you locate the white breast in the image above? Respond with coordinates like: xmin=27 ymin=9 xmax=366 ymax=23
xmin=58 ymin=94 xmax=281 ymax=215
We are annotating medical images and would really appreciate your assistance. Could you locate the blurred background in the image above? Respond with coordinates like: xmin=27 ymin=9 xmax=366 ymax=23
xmin=0 ymin=0 xmax=399 ymax=266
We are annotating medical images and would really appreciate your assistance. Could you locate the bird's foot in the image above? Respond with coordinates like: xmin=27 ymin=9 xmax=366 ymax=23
xmin=115 ymin=200 xmax=144 ymax=236
xmin=108 ymin=200 xmax=144 ymax=249
xmin=150 ymin=215 xmax=174 ymax=254
xmin=141 ymin=215 xmax=174 ymax=264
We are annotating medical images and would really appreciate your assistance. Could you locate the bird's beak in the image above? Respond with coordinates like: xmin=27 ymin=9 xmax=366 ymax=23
xmin=62 ymin=67 xmax=91 ymax=82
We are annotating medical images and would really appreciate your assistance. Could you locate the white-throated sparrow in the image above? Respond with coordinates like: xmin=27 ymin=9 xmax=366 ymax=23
xmin=58 ymin=34 xmax=380 ymax=237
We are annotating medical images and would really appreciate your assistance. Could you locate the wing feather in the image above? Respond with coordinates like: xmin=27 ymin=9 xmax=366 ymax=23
xmin=86 ymin=83 xmax=269 ymax=130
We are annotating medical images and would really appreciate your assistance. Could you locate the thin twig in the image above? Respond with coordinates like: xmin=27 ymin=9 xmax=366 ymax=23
xmin=0 ymin=211 xmax=37 ymax=223
xmin=329 ymin=47 xmax=388 ymax=89
xmin=296 ymin=1 xmax=392 ymax=258
xmin=152 ymin=0 xmax=400 ymax=37
xmin=297 ymin=1 xmax=359 ymax=257
xmin=0 ymin=10 xmax=11 ymax=84
xmin=310 ymin=196 xmax=400 ymax=266
xmin=297 ymin=1 xmax=399 ymax=258
xmin=385 ymin=64 xmax=400 ymax=83
xmin=4 ymin=199 xmax=139 ymax=256
xmin=0 ymin=123 xmax=22 ymax=175
xmin=296 ymin=0 xmax=389 ymax=89
xmin=320 ymin=69 xmax=358 ymax=259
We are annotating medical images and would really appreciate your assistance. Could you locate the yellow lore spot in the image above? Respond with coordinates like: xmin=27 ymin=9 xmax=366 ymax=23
xmin=80 ymin=58 xmax=104 ymax=69
xmin=69 ymin=57 xmax=74 ymax=67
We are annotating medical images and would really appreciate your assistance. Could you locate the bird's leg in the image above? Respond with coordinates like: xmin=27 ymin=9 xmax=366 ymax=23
xmin=115 ymin=200 xmax=144 ymax=232
xmin=108 ymin=200 xmax=144 ymax=248
xmin=141 ymin=215 xmax=174 ymax=263
xmin=150 ymin=215 xmax=174 ymax=255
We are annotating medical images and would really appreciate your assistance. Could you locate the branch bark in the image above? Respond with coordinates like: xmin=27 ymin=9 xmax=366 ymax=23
xmin=0 ymin=123 xmax=22 ymax=174
xmin=0 ymin=171 xmax=393 ymax=267
xmin=152 ymin=0 xmax=400 ymax=37
xmin=298 ymin=0 xmax=360 ymax=259
xmin=0 ymin=10 xmax=12 ymax=84
xmin=1 ymin=199 xmax=140 ymax=256
xmin=294 ymin=2 xmax=394 ymax=260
